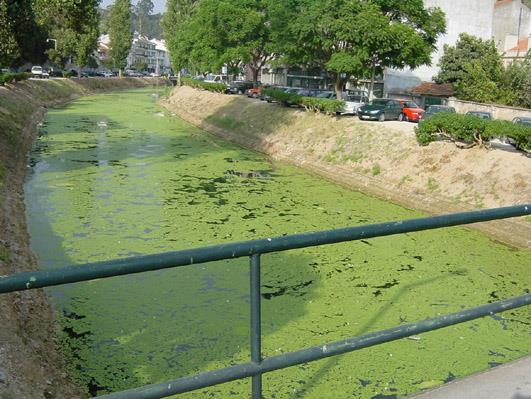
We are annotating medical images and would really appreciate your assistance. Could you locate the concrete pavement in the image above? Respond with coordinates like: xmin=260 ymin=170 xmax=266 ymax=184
xmin=407 ymin=356 xmax=531 ymax=399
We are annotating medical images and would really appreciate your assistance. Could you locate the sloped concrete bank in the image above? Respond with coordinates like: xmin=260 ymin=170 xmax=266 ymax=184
xmin=0 ymin=77 xmax=168 ymax=399
xmin=162 ymin=86 xmax=530 ymax=249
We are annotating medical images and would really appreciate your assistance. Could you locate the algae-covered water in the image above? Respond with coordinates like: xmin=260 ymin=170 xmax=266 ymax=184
xmin=25 ymin=89 xmax=530 ymax=398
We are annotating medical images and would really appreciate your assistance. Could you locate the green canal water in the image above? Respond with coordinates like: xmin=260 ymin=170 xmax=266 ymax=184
xmin=25 ymin=89 xmax=530 ymax=398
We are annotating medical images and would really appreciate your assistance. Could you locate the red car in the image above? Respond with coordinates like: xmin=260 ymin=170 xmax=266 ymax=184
xmin=246 ymin=84 xmax=269 ymax=98
xmin=398 ymin=100 xmax=425 ymax=122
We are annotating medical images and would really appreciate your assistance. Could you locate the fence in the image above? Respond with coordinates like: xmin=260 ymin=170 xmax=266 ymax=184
xmin=0 ymin=204 xmax=530 ymax=398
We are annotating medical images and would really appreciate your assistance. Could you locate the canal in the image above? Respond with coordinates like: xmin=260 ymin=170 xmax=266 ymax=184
xmin=24 ymin=89 xmax=530 ymax=398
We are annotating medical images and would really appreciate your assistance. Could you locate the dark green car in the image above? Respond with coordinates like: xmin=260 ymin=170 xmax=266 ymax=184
xmin=357 ymin=99 xmax=402 ymax=121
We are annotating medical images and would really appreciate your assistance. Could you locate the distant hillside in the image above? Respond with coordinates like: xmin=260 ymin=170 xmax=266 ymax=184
xmin=99 ymin=7 xmax=163 ymax=39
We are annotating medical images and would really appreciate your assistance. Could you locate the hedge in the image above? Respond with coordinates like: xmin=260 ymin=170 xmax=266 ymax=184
xmin=0 ymin=72 xmax=31 ymax=86
xmin=181 ymin=76 xmax=227 ymax=93
xmin=415 ymin=113 xmax=531 ymax=151
xmin=262 ymin=88 xmax=345 ymax=115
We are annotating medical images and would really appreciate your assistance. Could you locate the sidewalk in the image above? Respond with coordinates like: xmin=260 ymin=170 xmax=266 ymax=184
xmin=407 ymin=356 xmax=531 ymax=399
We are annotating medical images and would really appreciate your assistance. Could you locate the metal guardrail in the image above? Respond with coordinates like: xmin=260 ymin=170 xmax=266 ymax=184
xmin=1 ymin=204 xmax=529 ymax=398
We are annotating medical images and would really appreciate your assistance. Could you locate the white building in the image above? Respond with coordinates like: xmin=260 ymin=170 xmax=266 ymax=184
xmin=384 ymin=0 xmax=530 ymax=95
xmin=97 ymin=34 xmax=172 ymax=74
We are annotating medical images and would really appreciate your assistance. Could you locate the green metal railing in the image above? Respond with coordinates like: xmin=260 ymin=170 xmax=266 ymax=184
xmin=0 ymin=204 xmax=529 ymax=398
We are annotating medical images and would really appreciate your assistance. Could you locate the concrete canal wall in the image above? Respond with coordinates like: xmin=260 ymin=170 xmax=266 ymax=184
xmin=0 ymin=77 xmax=167 ymax=399
xmin=162 ymin=86 xmax=531 ymax=249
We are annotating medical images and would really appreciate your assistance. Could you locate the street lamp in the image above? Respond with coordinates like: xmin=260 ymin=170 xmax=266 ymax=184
xmin=46 ymin=38 xmax=57 ymax=50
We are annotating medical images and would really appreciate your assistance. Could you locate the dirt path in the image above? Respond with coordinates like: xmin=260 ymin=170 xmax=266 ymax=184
xmin=162 ymin=86 xmax=530 ymax=249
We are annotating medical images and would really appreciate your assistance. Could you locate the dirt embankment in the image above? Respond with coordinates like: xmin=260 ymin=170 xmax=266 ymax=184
xmin=162 ymin=86 xmax=530 ymax=249
xmin=0 ymin=77 xmax=168 ymax=399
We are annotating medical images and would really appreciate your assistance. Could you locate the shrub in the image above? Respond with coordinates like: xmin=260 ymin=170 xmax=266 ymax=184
xmin=181 ymin=76 xmax=227 ymax=93
xmin=262 ymin=88 xmax=345 ymax=115
xmin=0 ymin=72 xmax=31 ymax=86
xmin=63 ymin=70 xmax=75 ymax=78
xmin=415 ymin=113 xmax=531 ymax=151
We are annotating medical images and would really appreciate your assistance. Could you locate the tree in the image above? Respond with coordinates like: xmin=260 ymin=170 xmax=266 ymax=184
xmin=0 ymin=1 xmax=19 ymax=67
xmin=436 ymin=33 xmax=503 ymax=85
xmin=499 ymin=51 xmax=531 ymax=109
xmin=454 ymin=60 xmax=500 ymax=103
xmin=278 ymin=0 xmax=446 ymax=98
xmin=109 ymin=0 xmax=132 ymax=76
xmin=162 ymin=0 xmax=197 ymax=79
xmin=34 ymin=0 xmax=100 ymax=74
xmin=136 ymin=0 xmax=153 ymax=36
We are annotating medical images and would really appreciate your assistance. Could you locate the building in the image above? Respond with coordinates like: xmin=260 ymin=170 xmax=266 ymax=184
xmin=97 ymin=34 xmax=172 ymax=74
xmin=384 ymin=0 xmax=530 ymax=96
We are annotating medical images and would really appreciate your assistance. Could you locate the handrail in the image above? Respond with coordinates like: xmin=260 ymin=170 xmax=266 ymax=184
xmin=1 ymin=204 xmax=529 ymax=399
xmin=0 ymin=204 xmax=528 ymax=293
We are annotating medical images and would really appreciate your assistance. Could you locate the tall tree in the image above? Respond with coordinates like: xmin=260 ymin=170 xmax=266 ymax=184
xmin=279 ymin=0 xmax=446 ymax=98
xmin=136 ymin=0 xmax=153 ymax=36
xmin=162 ymin=0 xmax=197 ymax=78
xmin=175 ymin=0 xmax=275 ymax=82
xmin=34 ymin=0 xmax=100 ymax=73
xmin=109 ymin=0 xmax=132 ymax=76
xmin=435 ymin=33 xmax=503 ymax=85
xmin=0 ymin=1 xmax=19 ymax=67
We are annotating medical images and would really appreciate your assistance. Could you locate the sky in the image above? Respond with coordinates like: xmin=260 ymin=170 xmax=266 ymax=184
xmin=100 ymin=0 xmax=167 ymax=14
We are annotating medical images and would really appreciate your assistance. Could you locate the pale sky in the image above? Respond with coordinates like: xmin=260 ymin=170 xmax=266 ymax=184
xmin=100 ymin=0 xmax=167 ymax=14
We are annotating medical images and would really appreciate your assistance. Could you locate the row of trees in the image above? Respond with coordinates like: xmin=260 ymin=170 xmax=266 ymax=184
xmin=162 ymin=0 xmax=447 ymax=98
xmin=436 ymin=33 xmax=531 ymax=109
xmin=0 ymin=0 xmax=138 ymax=77
xmin=100 ymin=0 xmax=163 ymax=39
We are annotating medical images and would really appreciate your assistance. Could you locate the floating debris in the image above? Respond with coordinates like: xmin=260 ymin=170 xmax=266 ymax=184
xmin=97 ymin=121 xmax=108 ymax=128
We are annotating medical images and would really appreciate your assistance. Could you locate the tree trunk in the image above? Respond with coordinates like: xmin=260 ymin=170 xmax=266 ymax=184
xmin=177 ymin=70 xmax=181 ymax=86
xmin=251 ymin=66 xmax=259 ymax=83
xmin=118 ymin=68 xmax=123 ymax=78
xmin=334 ymin=75 xmax=343 ymax=100
xmin=77 ymin=66 xmax=81 ymax=78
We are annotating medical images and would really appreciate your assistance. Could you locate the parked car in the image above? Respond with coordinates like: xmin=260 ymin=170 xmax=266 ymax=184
xmin=261 ymin=86 xmax=289 ymax=102
xmin=204 ymin=74 xmax=227 ymax=84
xmin=422 ymin=105 xmax=456 ymax=119
xmin=31 ymin=66 xmax=49 ymax=79
xmin=512 ymin=117 xmax=531 ymax=126
xmin=101 ymin=71 xmax=114 ymax=78
xmin=246 ymin=84 xmax=270 ymax=98
xmin=318 ymin=91 xmax=368 ymax=115
xmin=466 ymin=111 xmax=493 ymax=120
xmin=357 ymin=99 xmax=402 ymax=121
xmin=226 ymin=80 xmax=256 ymax=94
xmin=398 ymin=100 xmax=425 ymax=122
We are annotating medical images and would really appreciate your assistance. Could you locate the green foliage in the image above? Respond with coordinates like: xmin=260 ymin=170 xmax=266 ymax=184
xmin=262 ymin=88 xmax=345 ymax=115
xmin=498 ymin=52 xmax=531 ymax=109
xmin=436 ymin=33 xmax=503 ymax=85
xmin=109 ymin=0 xmax=132 ymax=73
xmin=0 ymin=1 xmax=19 ymax=67
xmin=34 ymin=0 xmax=100 ymax=69
xmin=415 ymin=113 xmax=531 ymax=151
xmin=0 ymin=72 xmax=31 ymax=85
xmin=276 ymin=0 xmax=445 ymax=94
xmin=455 ymin=60 xmax=500 ymax=103
xmin=299 ymin=97 xmax=345 ymax=115
xmin=62 ymin=70 xmax=75 ymax=78
xmin=181 ymin=76 xmax=227 ymax=92
xmin=162 ymin=0 xmax=197 ymax=71
xmin=135 ymin=0 xmax=154 ymax=36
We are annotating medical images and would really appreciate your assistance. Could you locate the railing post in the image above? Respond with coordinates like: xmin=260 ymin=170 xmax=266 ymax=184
xmin=250 ymin=254 xmax=262 ymax=399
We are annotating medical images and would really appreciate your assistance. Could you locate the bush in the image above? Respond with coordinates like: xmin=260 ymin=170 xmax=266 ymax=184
xmin=181 ymin=76 xmax=227 ymax=93
xmin=0 ymin=72 xmax=31 ymax=86
xmin=415 ymin=113 xmax=531 ymax=151
xmin=63 ymin=70 xmax=75 ymax=78
xmin=262 ymin=88 xmax=345 ymax=115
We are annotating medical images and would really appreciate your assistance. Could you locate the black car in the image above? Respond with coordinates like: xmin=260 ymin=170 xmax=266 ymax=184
xmin=357 ymin=99 xmax=402 ymax=121
xmin=226 ymin=81 xmax=256 ymax=94
xmin=465 ymin=111 xmax=492 ymax=120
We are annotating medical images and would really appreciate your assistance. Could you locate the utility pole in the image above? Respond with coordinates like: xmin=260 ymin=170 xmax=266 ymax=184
xmin=516 ymin=5 xmax=523 ymax=58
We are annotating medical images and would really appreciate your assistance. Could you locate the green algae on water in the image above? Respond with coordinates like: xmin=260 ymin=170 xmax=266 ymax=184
xmin=24 ymin=89 xmax=531 ymax=398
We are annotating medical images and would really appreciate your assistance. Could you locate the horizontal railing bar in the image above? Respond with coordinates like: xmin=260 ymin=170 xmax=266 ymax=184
xmin=0 ymin=204 xmax=528 ymax=293
xmin=97 ymin=293 xmax=531 ymax=399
